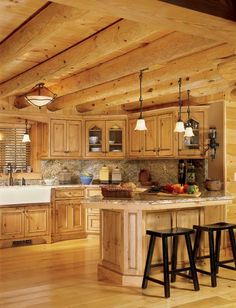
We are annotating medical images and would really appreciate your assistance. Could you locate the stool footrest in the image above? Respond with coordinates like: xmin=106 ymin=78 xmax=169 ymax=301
xmin=218 ymin=259 xmax=236 ymax=265
xmin=176 ymin=272 xmax=193 ymax=280
xmin=169 ymin=267 xmax=192 ymax=274
xmin=146 ymin=276 xmax=165 ymax=286
xmin=218 ymin=264 xmax=236 ymax=270
xmin=196 ymin=268 xmax=212 ymax=276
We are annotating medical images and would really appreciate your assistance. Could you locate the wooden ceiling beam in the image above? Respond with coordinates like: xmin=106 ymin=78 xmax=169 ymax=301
xmin=75 ymin=69 xmax=225 ymax=113
xmin=159 ymin=0 xmax=236 ymax=21
xmin=0 ymin=3 xmax=91 ymax=80
xmin=51 ymin=0 xmax=236 ymax=45
xmin=0 ymin=19 xmax=162 ymax=98
xmin=48 ymin=43 xmax=234 ymax=111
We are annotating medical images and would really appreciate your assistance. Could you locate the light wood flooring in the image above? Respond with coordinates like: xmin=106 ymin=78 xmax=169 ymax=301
xmin=0 ymin=236 xmax=236 ymax=308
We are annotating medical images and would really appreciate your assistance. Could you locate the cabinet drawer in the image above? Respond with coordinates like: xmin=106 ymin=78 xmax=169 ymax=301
xmin=55 ymin=189 xmax=84 ymax=199
xmin=87 ymin=208 xmax=100 ymax=214
xmin=87 ymin=215 xmax=100 ymax=232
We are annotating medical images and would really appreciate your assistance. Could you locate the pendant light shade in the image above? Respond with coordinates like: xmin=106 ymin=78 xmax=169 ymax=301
xmin=184 ymin=126 xmax=194 ymax=137
xmin=135 ymin=69 xmax=148 ymax=131
xmin=22 ymin=120 xmax=30 ymax=143
xmin=135 ymin=118 xmax=147 ymax=131
xmin=174 ymin=78 xmax=185 ymax=133
xmin=24 ymin=83 xmax=57 ymax=108
xmin=184 ymin=89 xmax=194 ymax=137
xmin=174 ymin=120 xmax=185 ymax=133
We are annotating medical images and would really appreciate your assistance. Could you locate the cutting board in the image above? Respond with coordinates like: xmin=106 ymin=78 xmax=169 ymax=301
xmin=156 ymin=191 xmax=201 ymax=198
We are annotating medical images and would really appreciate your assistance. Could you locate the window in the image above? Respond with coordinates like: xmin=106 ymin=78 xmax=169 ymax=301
xmin=0 ymin=127 xmax=30 ymax=172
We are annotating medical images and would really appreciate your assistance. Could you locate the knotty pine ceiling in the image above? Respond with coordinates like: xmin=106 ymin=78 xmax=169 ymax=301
xmin=1 ymin=0 xmax=236 ymax=115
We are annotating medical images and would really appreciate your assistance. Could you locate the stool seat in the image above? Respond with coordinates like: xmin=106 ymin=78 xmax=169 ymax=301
xmin=193 ymin=222 xmax=236 ymax=287
xmin=147 ymin=227 xmax=194 ymax=237
xmin=142 ymin=227 xmax=199 ymax=298
xmin=194 ymin=222 xmax=236 ymax=231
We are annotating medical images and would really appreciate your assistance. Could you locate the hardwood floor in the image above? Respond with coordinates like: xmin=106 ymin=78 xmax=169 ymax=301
xmin=0 ymin=237 xmax=235 ymax=308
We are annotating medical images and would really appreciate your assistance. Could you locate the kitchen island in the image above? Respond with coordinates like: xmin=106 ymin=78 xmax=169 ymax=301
xmin=82 ymin=191 xmax=233 ymax=287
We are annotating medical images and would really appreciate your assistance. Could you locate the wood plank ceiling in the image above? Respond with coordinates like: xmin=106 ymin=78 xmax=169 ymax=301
xmin=1 ymin=0 xmax=236 ymax=114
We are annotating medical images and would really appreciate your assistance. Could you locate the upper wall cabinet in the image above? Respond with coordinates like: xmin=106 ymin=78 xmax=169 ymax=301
xmin=85 ymin=120 xmax=126 ymax=158
xmin=50 ymin=119 xmax=82 ymax=158
xmin=38 ymin=119 xmax=82 ymax=159
xmin=177 ymin=109 xmax=207 ymax=157
xmin=128 ymin=112 xmax=174 ymax=158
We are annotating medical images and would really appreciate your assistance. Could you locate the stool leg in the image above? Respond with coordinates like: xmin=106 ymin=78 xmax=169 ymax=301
xmin=208 ymin=230 xmax=217 ymax=287
xmin=171 ymin=235 xmax=178 ymax=283
xmin=215 ymin=230 xmax=221 ymax=274
xmin=162 ymin=236 xmax=170 ymax=298
xmin=228 ymin=228 xmax=236 ymax=268
xmin=193 ymin=228 xmax=202 ymax=260
xmin=142 ymin=235 xmax=156 ymax=289
xmin=185 ymin=233 xmax=200 ymax=291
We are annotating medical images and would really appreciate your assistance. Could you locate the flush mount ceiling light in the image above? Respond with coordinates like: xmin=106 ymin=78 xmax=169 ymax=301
xmin=184 ymin=89 xmax=194 ymax=138
xmin=174 ymin=78 xmax=185 ymax=133
xmin=22 ymin=120 xmax=30 ymax=143
xmin=135 ymin=68 xmax=148 ymax=131
xmin=24 ymin=83 xmax=57 ymax=108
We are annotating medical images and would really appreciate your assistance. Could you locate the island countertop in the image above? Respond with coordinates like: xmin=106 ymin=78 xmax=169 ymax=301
xmin=81 ymin=191 xmax=233 ymax=211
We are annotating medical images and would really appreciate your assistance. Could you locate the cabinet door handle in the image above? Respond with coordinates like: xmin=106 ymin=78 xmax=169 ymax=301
xmin=64 ymin=150 xmax=70 ymax=153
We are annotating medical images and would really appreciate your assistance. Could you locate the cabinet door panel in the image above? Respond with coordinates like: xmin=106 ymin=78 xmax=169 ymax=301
xmin=128 ymin=119 xmax=143 ymax=157
xmin=106 ymin=120 xmax=125 ymax=157
xmin=25 ymin=206 xmax=49 ymax=237
xmin=143 ymin=116 xmax=157 ymax=157
xmin=55 ymin=201 xmax=70 ymax=232
xmin=85 ymin=120 xmax=106 ymax=157
xmin=158 ymin=113 xmax=174 ymax=156
xmin=50 ymin=120 xmax=67 ymax=156
xmin=0 ymin=208 xmax=25 ymax=239
xmin=71 ymin=200 xmax=85 ymax=230
xmin=55 ymin=200 xmax=85 ymax=233
xmin=67 ymin=121 xmax=82 ymax=156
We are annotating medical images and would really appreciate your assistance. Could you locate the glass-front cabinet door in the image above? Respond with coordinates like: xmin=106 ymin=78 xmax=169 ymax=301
xmin=178 ymin=110 xmax=205 ymax=157
xmin=85 ymin=121 xmax=106 ymax=157
xmin=106 ymin=120 xmax=125 ymax=157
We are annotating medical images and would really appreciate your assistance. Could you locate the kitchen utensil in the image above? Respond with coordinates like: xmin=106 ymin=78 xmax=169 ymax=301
xmin=91 ymin=147 xmax=101 ymax=152
xmin=111 ymin=167 xmax=122 ymax=184
xmin=58 ymin=167 xmax=72 ymax=185
xmin=99 ymin=165 xmax=110 ymax=184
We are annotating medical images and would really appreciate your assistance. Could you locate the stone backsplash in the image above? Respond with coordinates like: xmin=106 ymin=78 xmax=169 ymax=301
xmin=41 ymin=159 xmax=207 ymax=186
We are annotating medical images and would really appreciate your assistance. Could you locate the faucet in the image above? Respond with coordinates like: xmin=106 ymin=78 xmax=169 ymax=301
xmin=6 ymin=163 xmax=14 ymax=186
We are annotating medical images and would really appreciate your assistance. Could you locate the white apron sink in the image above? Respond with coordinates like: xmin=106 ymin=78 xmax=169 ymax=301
xmin=0 ymin=185 xmax=51 ymax=205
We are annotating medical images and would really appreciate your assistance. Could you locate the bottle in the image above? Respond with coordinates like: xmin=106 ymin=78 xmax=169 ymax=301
xmin=186 ymin=161 xmax=195 ymax=185
xmin=178 ymin=160 xmax=186 ymax=185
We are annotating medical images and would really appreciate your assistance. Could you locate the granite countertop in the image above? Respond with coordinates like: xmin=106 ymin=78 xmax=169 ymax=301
xmin=81 ymin=190 xmax=233 ymax=211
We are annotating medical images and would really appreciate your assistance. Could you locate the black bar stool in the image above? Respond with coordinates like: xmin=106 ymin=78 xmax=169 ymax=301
xmin=142 ymin=227 xmax=200 ymax=298
xmin=193 ymin=222 xmax=236 ymax=287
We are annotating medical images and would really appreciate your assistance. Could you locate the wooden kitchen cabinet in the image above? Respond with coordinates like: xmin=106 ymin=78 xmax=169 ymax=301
xmin=52 ymin=188 xmax=86 ymax=242
xmin=50 ymin=119 xmax=82 ymax=158
xmin=0 ymin=204 xmax=51 ymax=247
xmin=0 ymin=207 xmax=25 ymax=240
xmin=85 ymin=120 xmax=126 ymax=158
xmin=37 ymin=119 xmax=82 ymax=159
xmin=128 ymin=112 xmax=174 ymax=158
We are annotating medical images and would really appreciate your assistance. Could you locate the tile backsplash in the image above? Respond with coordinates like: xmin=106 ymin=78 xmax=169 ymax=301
xmin=41 ymin=159 xmax=207 ymax=186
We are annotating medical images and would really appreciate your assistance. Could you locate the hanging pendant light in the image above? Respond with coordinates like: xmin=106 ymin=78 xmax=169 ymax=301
xmin=135 ymin=69 xmax=147 ymax=131
xmin=184 ymin=89 xmax=194 ymax=137
xmin=24 ymin=83 xmax=57 ymax=108
xmin=174 ymin=78 xmax=185 ymax=133
xmin=22 ymin=120 xmax=31 ymax=143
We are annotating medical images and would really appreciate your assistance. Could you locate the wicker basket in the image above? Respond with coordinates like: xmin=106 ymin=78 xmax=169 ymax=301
xmin=101 ymin=185 xmax=133 ymax=198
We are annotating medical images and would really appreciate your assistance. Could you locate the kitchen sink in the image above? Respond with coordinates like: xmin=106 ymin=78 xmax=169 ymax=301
xmin=0 ymin=185 xmax=51 ymax=205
